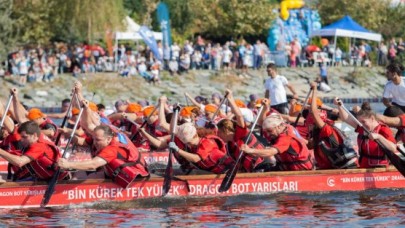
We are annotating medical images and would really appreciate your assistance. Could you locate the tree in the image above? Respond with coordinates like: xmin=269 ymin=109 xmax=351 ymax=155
xmin=124 ymin=0 xmax=159 ymax=26
xmin=55 ymin=0 xmax=125 ymax=43
xmin=164 ymin=0 xmax=276 ymax=41
xmin=316 ymin=0 xmax=405 ymax=39
xmin=0 ymin=0 xmax=19 ymax=61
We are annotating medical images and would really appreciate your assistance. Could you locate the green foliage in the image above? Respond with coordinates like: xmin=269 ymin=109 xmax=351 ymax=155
xmin=317 ymin=0 xmax=405 ymax=39
xmin=336 ymin=37 xmax=349 ymax=53
xmin=157 ymin=0 xmax=277 ymax=41
xmin=0 ymin=0 xmax=18 ymax=60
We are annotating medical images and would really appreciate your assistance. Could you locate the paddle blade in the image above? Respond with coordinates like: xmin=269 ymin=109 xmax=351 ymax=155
xmin=40 ymin=169 xmax=61 ymax=207
xmin=162 ymin=152 xmax=174 ymax=196
xmin=218 ymin=161 xmax=241 ymax=193
xmin=385 ymin=149 xmax=405 ymax=177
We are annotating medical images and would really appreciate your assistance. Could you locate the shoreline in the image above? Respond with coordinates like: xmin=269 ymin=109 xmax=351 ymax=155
xmin=0 ymin=66 xmax=388 ymax=109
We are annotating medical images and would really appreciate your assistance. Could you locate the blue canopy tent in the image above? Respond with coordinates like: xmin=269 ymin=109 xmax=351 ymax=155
xmin=310 ymin=15 xmax=382 ymax=64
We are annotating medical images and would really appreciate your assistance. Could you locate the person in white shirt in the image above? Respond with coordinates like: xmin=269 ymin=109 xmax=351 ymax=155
xmin=383 ymin=62 xmax=405 ymax=115
xmin=264 ymin=63 xmax=298 ymax=114
xmin=171 ymin=43 xmax=180 ymax=61
xmin=222 ymin=46 xmax=233 ymax=71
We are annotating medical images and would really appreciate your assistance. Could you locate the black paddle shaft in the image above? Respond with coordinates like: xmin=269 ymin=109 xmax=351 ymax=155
xmin=40 ymin=104 xmax=85 ymax=207
xmin=293 ymin=88 xmax=312 ymax=127
xmin=54 ymin=93 xmax=76 ymax=146
xmin=218 ymin=105 xmax=265 ymax=193
xmin=130 ymin=105 xmax=159 ymax=141
xmin=162 ymin=106 xmax=180 ymax=196
xmin=340 ymin=103 xmax=405 ymax=177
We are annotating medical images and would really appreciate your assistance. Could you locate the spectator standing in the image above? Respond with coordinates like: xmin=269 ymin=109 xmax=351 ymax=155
xmin=264 ymin=63 xmax=298 ymax=114
xmin=383 ymin=62 xmax=405 ymax=114
xmin=222 ymin=45 xmax=233 ymax=72
xmin=171 ymin=42 xmax=180 ymax=61
xmin=319 ymin=62 xmax=328 ymax=85
xmin=379 ymin=42 xmax=388 ymax=66
xmin=253 ymin=40 xmax=263 ymax=69
xmin=335 ymin=47 xmax=342 ymax=66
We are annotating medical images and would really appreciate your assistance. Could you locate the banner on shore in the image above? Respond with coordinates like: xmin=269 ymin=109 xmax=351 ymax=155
xmin=157 ymin=2 xmax=172 ymax=59
xmin=139 ymin=26 xmax=162 ymax=61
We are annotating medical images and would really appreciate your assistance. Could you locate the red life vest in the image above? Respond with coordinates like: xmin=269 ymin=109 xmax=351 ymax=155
xmin=103 ymin=140 xmax=149 ymax=188
xmin=25 ymin=134 xmax=69 ymax=181
xmin=356 ymin=124 xmax=390 ymax=168
xmin=172 ymin=137 xmax=194 ymax=172
xmin=229 ymin=133 xmax=265 ymax=173
xmin=314 ymin=124 xmax=358 ymax=169
xmin=194 ymin=135 xmax=235 ymax=174
xmin=1 ymin=126 xmax=22 ymax=151
xmin=274 ymin=131 xmax=313 ymax=171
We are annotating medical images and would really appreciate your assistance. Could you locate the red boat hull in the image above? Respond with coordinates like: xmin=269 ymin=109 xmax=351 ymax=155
xmin=0 ymin=168 xmax=403 ymax=208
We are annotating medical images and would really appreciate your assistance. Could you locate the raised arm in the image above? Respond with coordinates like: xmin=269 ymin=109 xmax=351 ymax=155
xmin=310 ymin=82 xmax=325 ymax=129
xmin=0 ymin=100 xmax=15 ymax=133
xmin=79 ymin=99 xmax=100 ymax=134
xmin=158 ymin=96 xmax=170 ymax=132
xmin=184 ymin=92 xmax=203 ymax=110
xmin=258 ymin=99 xmax=270 ymax=126
xmin=225 ymin=89 xmax=245 ymax=127
xmin=334 ymin=97 xmax=357 ymax=129
xmin=10 ymin=88 xmax=29 ymax=124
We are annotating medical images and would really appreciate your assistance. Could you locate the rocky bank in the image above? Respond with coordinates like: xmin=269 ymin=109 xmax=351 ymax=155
xmin=0 ymin=66 xmax=388 ymax=110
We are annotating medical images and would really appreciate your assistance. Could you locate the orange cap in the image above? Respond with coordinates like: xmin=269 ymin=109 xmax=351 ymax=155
xmin=89 ymin=102 xmax=98 ymax=112
xmin=255 ymin=98 xmax=264 ymax=107
xmin=291 ymin=103 xmax=302 ymax=113
xmin=234 ymin=99 xmax=246 ymax=108
xmin=27 ymin=108 xmax=45 ymax=120
xmin=180 ymin=106 xmax=197 ymax=117
xmin=126 ymin=103 xmax=142 ymax=113
xmin=308 ymin=97 xmax=323 ymax=107
xmin=143 ymin=106 xmax=157 ymax=116
xmin=72 ymin=107 xmax=80 ymax=115
xmin=204 ymin=104 xmax=217 ymax=113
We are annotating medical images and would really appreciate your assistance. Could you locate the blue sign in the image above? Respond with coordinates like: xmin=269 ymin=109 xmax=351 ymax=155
xmin=139 ymin=26 xmax=162 ymax=61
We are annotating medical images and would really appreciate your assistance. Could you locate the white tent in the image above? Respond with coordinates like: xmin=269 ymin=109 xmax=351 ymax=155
xmin=115 ymin=16 xmax=162 ymax=41
xmin=114 ymin=17 xmax=163 ymax=70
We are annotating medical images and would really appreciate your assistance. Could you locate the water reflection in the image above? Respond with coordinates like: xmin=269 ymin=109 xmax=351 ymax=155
xmin=0 ymin=190 xmax=404 ymax=227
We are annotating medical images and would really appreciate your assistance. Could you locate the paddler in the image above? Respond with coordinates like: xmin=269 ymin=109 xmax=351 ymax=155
xmin=335 ymin=99 xmax=396 ymax=168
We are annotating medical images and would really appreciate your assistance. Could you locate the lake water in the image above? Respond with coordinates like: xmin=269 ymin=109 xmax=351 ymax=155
xmin=0 ymin=189 xmax=404 ymax=226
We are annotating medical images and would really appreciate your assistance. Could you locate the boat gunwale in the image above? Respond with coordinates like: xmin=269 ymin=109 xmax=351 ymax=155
xmin=0 ymin=166 xmax=398 ymax=188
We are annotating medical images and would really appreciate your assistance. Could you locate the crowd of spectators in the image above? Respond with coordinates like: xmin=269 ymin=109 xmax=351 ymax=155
xmin=0 ymin=36 xmax=403 ymax=87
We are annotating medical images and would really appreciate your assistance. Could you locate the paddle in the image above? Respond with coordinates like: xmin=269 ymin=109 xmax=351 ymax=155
xmin=40 ymin=104 xmax=85 ymax=207
xmin=210 ymin=92 xmax=229 ymax=123
xmin=218 ymin=104 xmax=265 ymax=193
xmin=185 ymin=94 xmax=190 ymax=106
xmin=0 ymin=94 xmax=13 ymax=130
xmin=54 ymin=93 xmax=76 ymax=146
xmin=162 ymin=105 xmax=180 ymax=196
xmin=130 ymin=105 xmax=159 ymax=141
xmin=293 ymin=88 xmax=312 ymax=127
xmin=339 ymin=102 xmax=405 ymax=177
